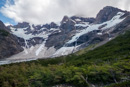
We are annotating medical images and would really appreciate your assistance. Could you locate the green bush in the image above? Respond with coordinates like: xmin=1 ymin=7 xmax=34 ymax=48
xmin=0 ymin=30 xmax=10 ymax=36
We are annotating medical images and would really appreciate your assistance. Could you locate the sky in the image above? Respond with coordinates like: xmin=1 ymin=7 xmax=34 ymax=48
xmin=0 ymin=0 xmax=16 ymax=25
xmin=0 ymin=0 xmax=130 ymax=25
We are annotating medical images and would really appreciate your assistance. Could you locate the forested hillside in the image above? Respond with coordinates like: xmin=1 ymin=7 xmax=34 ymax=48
xmin=0 ymin=30 xmax=130 ymax=87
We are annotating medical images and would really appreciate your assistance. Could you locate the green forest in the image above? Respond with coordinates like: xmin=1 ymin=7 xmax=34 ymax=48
xmin=0 ymin=31 xmax=130 ymax=87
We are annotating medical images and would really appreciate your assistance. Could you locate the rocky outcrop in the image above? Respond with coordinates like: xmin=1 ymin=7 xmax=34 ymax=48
xmin=60 ymin=16 xmax=76 ymax=32
xmin=71 ymin=16 xmax=95 ymax=23
xmin=0 ymin=21 xmax=9 ymax=31
xmin=113 ymin=15 xmax=130 ymax=33
xmin=0 ymin=21 xmax=23 ymax=59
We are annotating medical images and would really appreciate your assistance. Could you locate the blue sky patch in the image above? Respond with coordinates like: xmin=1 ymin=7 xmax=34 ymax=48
xmin=0 ymin=0 xmax=16 ymax=25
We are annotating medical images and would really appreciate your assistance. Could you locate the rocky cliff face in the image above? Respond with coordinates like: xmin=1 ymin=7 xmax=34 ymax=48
xmin=95 ymin=6 xmax=129 ymax=23
xmin=0 ymin=21 xmax=23 ymax=59
xmin=4 ymin=6 xmax=130 ymax=62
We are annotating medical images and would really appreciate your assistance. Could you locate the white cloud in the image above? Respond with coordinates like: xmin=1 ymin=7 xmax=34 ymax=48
xmin=0 ymin=0 xmax=130 ymax=24
xmin=4 ymin=22 xmax=12 ymax=26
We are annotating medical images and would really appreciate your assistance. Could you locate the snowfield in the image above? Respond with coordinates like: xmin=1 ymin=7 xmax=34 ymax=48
xmin=67 ymin=12 xmax=125 ymax=44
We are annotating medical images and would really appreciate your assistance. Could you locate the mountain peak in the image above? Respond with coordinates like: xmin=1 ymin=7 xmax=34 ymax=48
xmin=14 ymin=22 xmax=29 ymax=28
xmin=95 ymin=6 xmax=123 ymax=23
xmin=103 ymin=6 xmax=119 ymax=10
xmin=0 ymin=20 xmax=10 ymax=32
xmin=60 ymin=15 xmax=76 ymax=31
xmin=61 ymin=16 xmax=70 ymax=24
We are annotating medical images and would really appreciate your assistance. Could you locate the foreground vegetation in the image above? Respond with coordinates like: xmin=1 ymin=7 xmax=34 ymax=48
xmin=0 ymin=31 xmax=130 ymax=87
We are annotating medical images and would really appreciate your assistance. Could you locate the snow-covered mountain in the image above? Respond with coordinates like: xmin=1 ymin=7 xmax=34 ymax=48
xmin=2 ymin=6 xmax=130 ymax=64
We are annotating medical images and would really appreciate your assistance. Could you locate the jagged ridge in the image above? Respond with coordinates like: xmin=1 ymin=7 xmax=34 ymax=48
xmin=1 ymin=6 xmax=130 ymax=63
